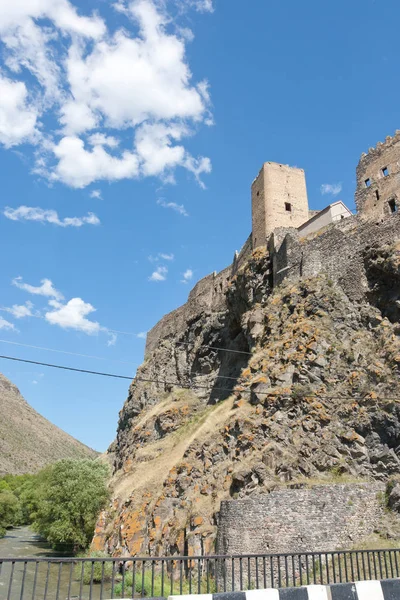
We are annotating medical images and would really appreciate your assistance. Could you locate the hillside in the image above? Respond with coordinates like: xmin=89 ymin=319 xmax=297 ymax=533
xmin=92 ymin=218 xmax=400 ymax=558
xmin=0 ymin=373 xmax=97 ymax=475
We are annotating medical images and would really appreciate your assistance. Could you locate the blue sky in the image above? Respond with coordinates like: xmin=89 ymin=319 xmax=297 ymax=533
xmin=0 ymin=0 xmax=398 ymax=452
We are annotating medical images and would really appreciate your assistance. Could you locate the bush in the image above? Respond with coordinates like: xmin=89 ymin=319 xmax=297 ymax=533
xmin=74 ymin=552 xmax=115 ymax=584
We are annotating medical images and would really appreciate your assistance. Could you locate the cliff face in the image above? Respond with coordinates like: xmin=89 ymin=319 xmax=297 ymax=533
xmin=0 ymin=373 xmax=97 ymax=475
xmin=94 ymin=236 xmax=400 ymax=558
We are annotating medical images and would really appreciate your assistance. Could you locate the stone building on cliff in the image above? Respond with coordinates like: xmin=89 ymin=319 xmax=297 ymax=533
xmin=96 ymin=130 xmax=400 ymax=562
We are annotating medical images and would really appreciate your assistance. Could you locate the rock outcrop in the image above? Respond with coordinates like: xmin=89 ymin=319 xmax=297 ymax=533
xmin=93 ymin=239 xmax=400 ymax=558
xmin=0 ymin=373 xmax=97 ymax=475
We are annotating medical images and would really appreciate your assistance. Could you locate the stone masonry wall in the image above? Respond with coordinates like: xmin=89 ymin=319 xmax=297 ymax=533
xmin=252 ymin=163 xmax=309 ymax=249
xmin=272 ymin=212 xmax=400 ymax=300
xmin=356 ymin=131 xmax=400 ymax=219
xmin=145 ymin=266 xmax=231 ymax=357
xmin=217 ymin=483 xmax=385 ymax=557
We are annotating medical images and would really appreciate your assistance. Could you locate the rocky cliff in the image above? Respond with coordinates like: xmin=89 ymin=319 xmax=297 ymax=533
xmin=0 ymin=373 xmax=97 ymax=475
xmin=93 ymin=234 xmax=400 ymax=558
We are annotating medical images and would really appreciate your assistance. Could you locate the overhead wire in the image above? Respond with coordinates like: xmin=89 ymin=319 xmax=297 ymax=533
xmin=0 ymin=339 xmax=138 ymax=367
xmin=1 ymin=354 xmax=399 ymax=402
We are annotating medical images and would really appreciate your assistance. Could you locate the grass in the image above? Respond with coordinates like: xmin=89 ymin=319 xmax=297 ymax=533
xmin=74 ymin=552 xmax=115 ymax=584
xmin=113 ymin=570 xmax=216 ymax=598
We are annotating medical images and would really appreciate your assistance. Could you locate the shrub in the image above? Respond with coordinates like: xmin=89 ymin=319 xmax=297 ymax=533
xmin=74 ymin=552 xmax=115 ymax=584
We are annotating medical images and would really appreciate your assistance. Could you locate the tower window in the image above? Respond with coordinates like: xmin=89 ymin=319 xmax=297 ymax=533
xmin=382 ymin=166 xmax=389 ymax=177
xmin=388 ymin=199 xmax=398 ymax=214
xmin=365 ymin=178 xmax=371 ymax=187
xmin=375 ymin=190 xmax=380 ymax=201
xmin=285 ymin=202 xmax=292 ymax=212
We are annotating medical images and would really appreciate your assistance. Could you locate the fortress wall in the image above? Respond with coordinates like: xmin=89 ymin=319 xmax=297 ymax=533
xmin=274 ymin=212 xmax=400 ymax=300
xmin=356 ymin=131 xmax=400 ymax=218
xmin=217 ymin=482 xmax=385 ymax=558
xmin=232 ymin=234 xmax=253 ymax=275
xmin=145 ymin=267 xmax=232 ymax=357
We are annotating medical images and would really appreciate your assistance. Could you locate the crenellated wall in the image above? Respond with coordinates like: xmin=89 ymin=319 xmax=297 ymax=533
xmin=356 ymin=131 xmax=400 ymax=219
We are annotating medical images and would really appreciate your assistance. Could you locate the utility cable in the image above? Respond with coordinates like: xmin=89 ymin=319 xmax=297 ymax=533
xmin=0 ymin=339 xmax=138 ymax=367
xmin=1 ymin=354 xmax=400 ymax=402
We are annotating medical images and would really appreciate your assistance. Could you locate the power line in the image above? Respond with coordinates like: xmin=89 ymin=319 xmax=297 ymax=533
xmin=1 ymin=354 xmax=399 ymax=402
xmin=0 ymin=355 xmax=242 ymax=389
xmin=175 ymin=341 xmax=252 ymax=356
xmin=0 ymin=340 xmax=239 ymax=381
xmin=0 ymin=339 xmax=138 ymax=367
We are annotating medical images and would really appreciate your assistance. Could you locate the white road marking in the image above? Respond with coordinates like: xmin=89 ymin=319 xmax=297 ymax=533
xmin=305 ymin=585 xmax=330 ymax=599
xmin=246 ymin=589 xmax=280 ymax=600
xmin=355 ymin=580 xmax=384 ymax=600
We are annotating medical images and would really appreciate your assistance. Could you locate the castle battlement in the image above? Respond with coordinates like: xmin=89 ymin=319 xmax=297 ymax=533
xmin=358 ymin=130 xmax=400 ymax=163
xmin=356 ymin=130 xmax=400 ymax=218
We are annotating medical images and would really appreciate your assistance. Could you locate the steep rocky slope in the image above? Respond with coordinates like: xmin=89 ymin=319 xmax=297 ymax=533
xmin=93 ymin=242 xmax=400 ymax=558
xmin=0 ymin=373 xmax=97 ymax=474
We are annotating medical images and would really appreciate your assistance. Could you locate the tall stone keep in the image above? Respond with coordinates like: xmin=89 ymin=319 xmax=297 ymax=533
xmin=356 ymin=131 xmax=400 ymax=219
xmin=251 ymin=162 xmax=309 ymax=249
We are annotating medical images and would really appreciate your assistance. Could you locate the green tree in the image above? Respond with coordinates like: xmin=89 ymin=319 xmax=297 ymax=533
xmin=32 ymin=459 xmax=109 ymax=552
xmin=0 ymin=489 xmax=20 ymax=536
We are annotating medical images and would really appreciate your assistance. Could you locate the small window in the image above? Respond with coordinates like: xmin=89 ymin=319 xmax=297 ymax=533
xmin=285 ymin=202 xmax=292 ymax=212
xmin=365 ymin=178 xmax=371 ymax=187
xmin=375 ymin=190 xmax=380 ymax=201
xmin=382 ymin=166 xmax=389 ymax=177
xmin=388 ymin=199 xmax=398 ymax=214
xmin=256 ymin=191 xmax=260 ymax=197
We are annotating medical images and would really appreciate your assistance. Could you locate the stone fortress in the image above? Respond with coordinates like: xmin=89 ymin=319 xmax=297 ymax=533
xmin=146 ymin=129 xmax=400 ymax=357
xmin=97 ymin=131 xmax=400 ymax=563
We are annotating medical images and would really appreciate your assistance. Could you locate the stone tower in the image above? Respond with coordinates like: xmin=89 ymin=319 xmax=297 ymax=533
xmin=251 ymin=162 xmax=309 ymax=249
xmin=355 ymin=131 xmax=400 ymax=219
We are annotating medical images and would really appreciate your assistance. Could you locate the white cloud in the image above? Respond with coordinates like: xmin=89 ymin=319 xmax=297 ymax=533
xmin=2 ymin=301 xmax=34 ymax=319
xmin=4 ymin=205 xmax=100 ymax=227
xmin=156 ymin=198 xmax=189 ymax=216
xmin=0 ymin=0 xmax=213 ymax=188
xmin=0 ymin=75 xmax=39 ymax=147
xmin=51 ymin=136 xmax=140 ymax=188
xmin=88 ymin=133 xmax=119 ymax=148
xmin=148 ymin=252 xmax=174 ymax=262
xmin=107 ymin=332 xmax=117 ymax=346
xmin=0 ymin=316 xmax=15 ymax=331
xmin=181 ymin=268 xmax=193 ymax=283
xmin=45 ymin=297 xmax=101 ymax=334
xmin=149 ymin=265 xmax=168 ymax=282
xmin=136 ymin=331 xmax=147 ymax=339
xmin=12 ymin=277 xmax=64 ymax=301
xmin=320 ymin=183 xmax=342 ymax=197
xmin=182 ymin=0 xmax=214 ymax=12
xmin=89 ymin=189 xmax=103 ymax=200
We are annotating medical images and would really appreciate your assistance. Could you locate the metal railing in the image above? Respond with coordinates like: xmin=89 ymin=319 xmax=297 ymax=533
xmin=1 ymin=548 xmax=400 ymax=600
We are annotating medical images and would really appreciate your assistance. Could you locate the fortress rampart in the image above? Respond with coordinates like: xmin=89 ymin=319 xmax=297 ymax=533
xmin=272 ymin=211 xmax=400 ymax=300
xmin=146 ymin=130 xmax=400 ymax=357
xmin=356 ymin=131 xmax=400 ymax=219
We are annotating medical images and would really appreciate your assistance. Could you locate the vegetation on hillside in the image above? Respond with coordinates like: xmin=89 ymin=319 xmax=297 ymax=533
xmin=0 ymin=372 xmax=97 ymax=476
xmin=0 ymin=459 xmax=109 ymax=552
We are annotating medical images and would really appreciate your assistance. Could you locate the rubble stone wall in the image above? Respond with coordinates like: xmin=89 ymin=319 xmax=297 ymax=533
xmin=217 ymin=483 xmax=385 ymax=556
xmin=273 ymin=212 xmax=400 ymax=300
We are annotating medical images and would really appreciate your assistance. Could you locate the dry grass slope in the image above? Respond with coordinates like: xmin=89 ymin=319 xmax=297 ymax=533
xmin=0 ymin=372 xmax=97 ymax=475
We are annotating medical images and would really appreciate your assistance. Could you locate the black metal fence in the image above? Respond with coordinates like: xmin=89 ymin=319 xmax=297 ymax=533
xmin=1 ymin=549 xmax=400 ymax=600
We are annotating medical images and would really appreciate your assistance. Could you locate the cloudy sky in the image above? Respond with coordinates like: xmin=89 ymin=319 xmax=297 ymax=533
xmin=0 ymin=0 xmax=398 ymax=451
